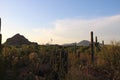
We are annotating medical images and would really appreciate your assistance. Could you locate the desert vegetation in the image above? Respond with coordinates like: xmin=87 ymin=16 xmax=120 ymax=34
xmin=0 ymin=41 xmax=120 ymax=80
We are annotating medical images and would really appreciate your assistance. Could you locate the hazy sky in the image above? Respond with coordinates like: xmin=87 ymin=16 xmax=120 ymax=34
xmin=0 ymin=0 xmax=120 ymax=44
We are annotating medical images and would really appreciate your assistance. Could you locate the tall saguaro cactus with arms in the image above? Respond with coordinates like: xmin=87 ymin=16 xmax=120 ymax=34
xmin=91 ymin=31 xmax=94 ymax=64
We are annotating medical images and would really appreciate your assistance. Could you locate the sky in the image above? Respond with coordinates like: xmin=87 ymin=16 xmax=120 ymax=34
xmin=0 ymin=0 xmax=120 ymax=44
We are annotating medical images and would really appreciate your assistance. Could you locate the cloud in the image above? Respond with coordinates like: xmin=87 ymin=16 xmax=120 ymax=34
xmin=2 ymin=14 xmax=120 ymax=44
xmin=32 ymin=14 xmax=120 ymax=44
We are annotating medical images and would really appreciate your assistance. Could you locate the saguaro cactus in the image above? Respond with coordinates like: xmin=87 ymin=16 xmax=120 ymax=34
xmin=90 ymin=31 xmax=94 ymax=63
xmin=0 ymin=18 xmax=1 ymax=32
xmin=95 ymin=36 xmax=97 ymax=44
xmin=95 ymin=36 xmax=101 ymax=52
xmin=74 ymin=42 xmax=77 ymax=54
xmin=60 ymin=48 xmax=68 ymax=78
xmin=0 ymin=18 xmax=2 ymax=54
xmin=102 ymin=40 xmax=104 ymax=46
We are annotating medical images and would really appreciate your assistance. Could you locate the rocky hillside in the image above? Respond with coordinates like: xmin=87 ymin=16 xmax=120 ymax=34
xmin=4 ymin=33 xmax=38 ymax=46
xmin=63 ymin=40 xmax=90 ymax=46
xmin=77 ymin=40 xmax=90 ymax=46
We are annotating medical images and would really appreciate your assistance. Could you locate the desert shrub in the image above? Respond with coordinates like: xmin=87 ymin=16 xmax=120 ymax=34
xmin=95 ymin=42 xmax=120 ymax=80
